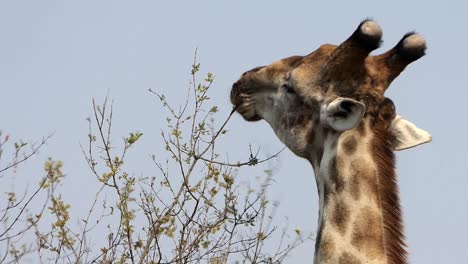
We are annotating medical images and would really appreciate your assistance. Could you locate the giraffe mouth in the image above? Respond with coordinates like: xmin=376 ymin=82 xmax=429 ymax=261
xmin=235 ymin=99 xmax=262 ymax=121
xmin=231 ymin=81 xmax=262 ymax=121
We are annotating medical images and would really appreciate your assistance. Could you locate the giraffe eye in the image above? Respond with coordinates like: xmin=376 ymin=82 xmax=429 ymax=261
xmin=283 ymin=84 xmax=296 ymax=94
xmin=282 ymin=73 xmax=296 ymax=94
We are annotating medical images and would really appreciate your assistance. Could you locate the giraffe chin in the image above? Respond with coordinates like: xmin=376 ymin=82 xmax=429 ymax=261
xmin=236 ymin=104 xmax=262 ymax=121
xmin=244 ymin=115 xmax=262 ymax=121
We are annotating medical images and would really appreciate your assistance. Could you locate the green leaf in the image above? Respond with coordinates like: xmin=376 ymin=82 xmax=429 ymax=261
xmin=127 ymin=132 xmax=143 ymax=145
xmin=191 ymin=63 xmax=200 ymax=75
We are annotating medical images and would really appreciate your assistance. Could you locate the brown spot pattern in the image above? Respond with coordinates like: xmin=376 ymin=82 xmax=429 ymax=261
xmin=329 ymin=157 xmax=346 ymax=193
xmin=349 ymin=170 xmax=361 ymax=201
xmin=331 ymin=200 xmax=350 ymax=234
xmin=357 ymin=121 xmax=367 ymax=136
xmin=349 ymin=159 xmax=379 ymax=203
xmin=319 ymin=233 xmax=335 ymax=260
xmin=339 ymin=252 xmax=361 ymax=264
xmin=342 ymin=135 xmax=358 ymax=155
xmin=351 ymin=207 xmax=385 ymax=260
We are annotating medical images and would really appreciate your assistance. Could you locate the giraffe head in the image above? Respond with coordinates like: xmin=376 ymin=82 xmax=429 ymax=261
xmin=230 ymin=20 xmax=431 ymax=164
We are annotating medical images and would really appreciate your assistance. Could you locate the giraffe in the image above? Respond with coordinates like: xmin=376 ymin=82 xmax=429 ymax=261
xmin=230 ymin=20 xmax=431 ymax=264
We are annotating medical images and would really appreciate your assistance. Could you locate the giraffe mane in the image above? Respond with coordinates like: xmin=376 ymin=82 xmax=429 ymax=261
xmin=373 ymin=122 xmax=408 ymax=264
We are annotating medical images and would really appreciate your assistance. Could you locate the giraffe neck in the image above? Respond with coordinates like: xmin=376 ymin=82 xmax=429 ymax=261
xmin=312 ymin=120 xmax=407 ymax=264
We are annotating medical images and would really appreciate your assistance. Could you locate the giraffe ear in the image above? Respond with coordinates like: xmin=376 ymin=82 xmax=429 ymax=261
xmin=391 ymin=115 xmax=432 ymax=151
xmin=321 ymin=98 xmax=366 ymax=131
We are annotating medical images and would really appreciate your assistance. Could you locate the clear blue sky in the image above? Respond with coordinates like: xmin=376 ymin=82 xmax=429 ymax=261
xmin=1 ymin=1 xmax=466 ymax=263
